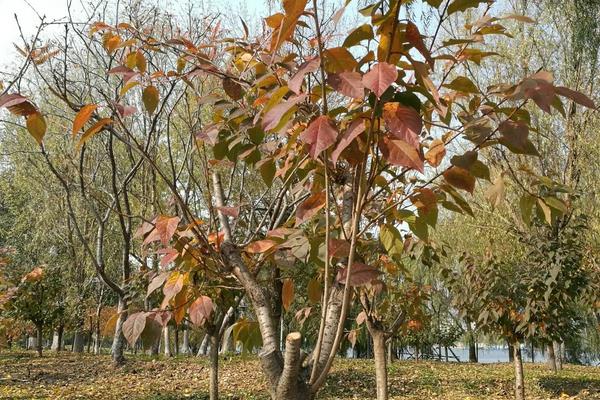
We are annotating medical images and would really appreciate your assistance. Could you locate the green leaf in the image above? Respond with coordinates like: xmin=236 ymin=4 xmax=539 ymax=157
xmin=447 ymin=0 xmax=489 ymax=16
xmin=443 ymin=76 xmax=479 ymax=93
xmin=259 ymin=159 xmax=276 ymax=187
xmin=343 ymin=24 xmax=373 ymax=47
xmin=380 ymin=224 xmax=403 ymax=257
xmin=520 ymin=194 xmax=535 ymax=226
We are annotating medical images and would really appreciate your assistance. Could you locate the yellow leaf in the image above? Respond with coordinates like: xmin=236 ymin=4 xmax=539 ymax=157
xmin=142 ymin=85 xmax=159 ymax=114
xmin=26 ymin=112 xmax=46 ymax=144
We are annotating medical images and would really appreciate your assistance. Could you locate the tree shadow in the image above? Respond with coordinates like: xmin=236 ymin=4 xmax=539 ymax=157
xmin=538 ymin=375 xmax=600 ymax=397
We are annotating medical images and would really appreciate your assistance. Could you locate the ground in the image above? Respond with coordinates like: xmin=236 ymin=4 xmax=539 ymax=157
xmin=0 ymin=351 xmax=599 ymax=399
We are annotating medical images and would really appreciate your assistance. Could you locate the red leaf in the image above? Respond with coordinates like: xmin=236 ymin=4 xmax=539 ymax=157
xmin=382 ymin=102 xmax=422 ymax=148
xmin=114 ymin=103 xmax=137 ymax=118
xmin=143 ymin=215 xmax=181 ymax=246
xmin=289 ymin=57 xmax=320 ymax=94
xmin=328 ymin=71 xmax=365 ymax=98
xmin=157 ymin=248 xmax=179 ymax=267
xmin=362 ymin=62 xmax=398 ymax=98
xmin=295 ymin=191 xmax=326 ymax=225
xmin=0 ymin=93 xmax=37 ymax=116
xmin=331 ymin=118 xmax=366 ymax=164
xmin=378 ymin=136 xmax=424 ymax=173
xmin=216 ymin=206 xmax=240 ymax=218
xmin=262 ymin=93 xmax=307 ymax=131
xmin=406 ymin=22 xmax=434 ymax=69
xmin=336 ymin=262 xmax=381 ymax=287
xmin=328 ymin=239 xmax=350 ymax=259
xmin=299 ymin=116 xmax=339 ymax=159
xmin=189 ymin=296 xmax=214 ymax=326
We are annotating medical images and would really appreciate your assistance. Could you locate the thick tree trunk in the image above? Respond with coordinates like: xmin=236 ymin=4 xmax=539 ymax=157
xmin=466 ymin=320 xmax=477 ymax=363
xmin=372 ymin=331 xmax=388 ymax=400
xmin=111 ymin=297 xmax=127 ymax=365
xmin=555 ymin=341 xmax=563 ymax=370
xmin=73 ymin=327 xmax=85 ymax=353
xmin=51 ymin=325 xmax=64 ymax=352
xmin=209 ymin=331 xmax=219 ymax=400
xmin=273 ymin=332 xmax=310 ymax=400
xmin=547 ymin=343 xmax=557 ymax=372
xmin=163 ymin=326 xmax=172 ymax=357
xmin=181 ymin=327 xmax=191 ymax=355
xmin=513 ymin=342 xmax=525 ymax=400
xmin=35 ymin=323 xmax=43 ymax=357
xmin=508 ymin=342 xmax=514 ymax=362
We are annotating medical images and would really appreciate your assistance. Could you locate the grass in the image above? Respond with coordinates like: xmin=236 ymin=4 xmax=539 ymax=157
xmin=0 ymin=351 xmax=598 ymax=399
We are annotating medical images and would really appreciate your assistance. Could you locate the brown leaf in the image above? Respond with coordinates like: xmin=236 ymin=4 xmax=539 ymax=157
xmin=245 ymin=239 xmax=277 ymax=254
xmin=336 ymin=262 xmax=381 ymax=287
xmin=322 ymin=47 xmax=357 ymax=73
xmin=147 ymin=272 xmax=169 ymax=298
xmin=443 ymin=166 xmax=476 ymax=193
xmin=328 ymin=71 xmax=364 ymax=98
xmin=378 ymin=136 xmax=424 ymax=173
xmin=406 ymin=22 xmax=434 ymax=69
xmin=282 ymin=279 xmax=294 ymax=312
xmin=223 ymin=78 xmax=243 ymax=100
xmin=555 ymin=86 xmax=596 ymax=109
xmin=0 ymin=93 xmax=37 ymax=116
xmin=362 ymin=62 xmax=398 ymax=98
xmin=21 ymin=266 xmax=44 ymax=283
xmin=328 ymin=239 xmax=351 ymax=259
xmin=424 ymin=139 xmax=446 ymax=167
xmin=122 ymin=312 xmax=147 ymax=346
xmin=299 ymin=115 xmax=338 ymax=159
xmin=382 ymin=102 xmax=422 ymax=148
xmin=216 ymin=206 xmax=240 ymax=218
xmin=76 ymin=118 xmax=113 ymax=149
xmin=295 ymin=191 xmax=326 ymax=225
xmin=307 ymin=278 xmax=322 ymax=304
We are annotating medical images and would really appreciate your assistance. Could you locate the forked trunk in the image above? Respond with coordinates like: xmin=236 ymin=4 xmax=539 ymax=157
xmin=372 ymin=331 xmax=388 ymax=400
xmin=513 ymin=342 xmax=525 ymax=400
xmin=547 ymin=343 xmax=557 ymax=372
xmin=111 ymin=297 xmax=127 ymax=365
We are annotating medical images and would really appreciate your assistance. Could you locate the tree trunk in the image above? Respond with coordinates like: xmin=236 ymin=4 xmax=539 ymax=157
xmin=513 ymin=342 xmax=525 ymax=400
xmin=27 ymin=335 xmax=37 ymax=350
xmin=73 ymin=327 xmax=85 ymax=353
xmin=174 ymin=326 xmax=179 ymax=356
xmin=197 ymin=333 xmax=208 ymax=356
xmin=181 ymin=327 xmax=191 ymax=355
xmin=508 ymin=341 xmax=514 ymax=362
xmin=547 ymin=343 xmax=557 ymax=372
xmin=163 ymin=325 xmax=172 ymax=357
xmin=209 ymin=331 xmax=219 ymax=400
xmin=466 ymin=320 xmax=477 ymax=363
xmin=111 ymin=297 xmax=127 ymax=365
xmin=372 ymin=331 xmax=388 ymax=400
xmin=35 ymin=323 xmax=43 ymax=357
xmin=555 ymin=341 xmax=563 ymax=370
xmin=51 ymin=325 xmax=64 ymax=352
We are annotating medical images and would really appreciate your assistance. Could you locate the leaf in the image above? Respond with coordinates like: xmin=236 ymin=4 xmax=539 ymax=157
xmin=328 ymin=71 xmax=364 ymax=98
xmin=501 ymin=14 xmax=536 ymax=23
xmin=425 ymin=139 xmax=446 ymax=167
xmin=382 ymin=102 xmax=422 ymax=148
xmin=336 ymin=262 xmax=381 ymax=287
xmin=380 ymin=224 xmax=403 ymax=257
xmin=268 ymin=0 xmax=308 ymax=53
xmin=443 ymin=166 xmax=476 ymax=193
xmin=143 ymin=215 xmax=181 ymax=245
xmin=102 ymin=313 xmax=119 ymax=336
xmin=322 ymin=47 xmax=357 ymax=73
xmin=189 ymin=296 xmax=214 ymax=326
xmin=296 ymin=191 xmax=326 ymax=225
xmin=378 ymin=137 xmax=424 ymax=173
xmin=223 ymin=78 xmax=243 ymax=100
xmin=537 ymin=198 xmax=553 ymax=224
xmin=262 ymin=93 xmax=306 ymax=131
xmin=142 ymin=85 xmax=159 ymax=114
xmin=0 ymin=93 xmax=37 ymax=116
xmin=140 ymin=316 xmax=161 ymax=349
xmin=21 ymin=266 xmax=44 ymax=283
xmin=406 ymin=22 xmax=434 ymax=69
xmin=307 ymin=278 xmax=322 ymax=304
xmin=122 ymin=312 xmax=147 ymax=346
xmin=519 ymin=194 xmax=535 ymax=226
xmin=76 ymin=118 xmax=112 ymax=149
xmin=245 ymin=239 xmax=277 ymax=254
xmin=362 ymin=62 xmax=398 ymax=98
xmin=135 ymin=51 xmax=147 ymax=73
xmin=447 ymin=0 xmax=489 ymax=15
xmin=282 ymin=279 xmax=294 ymax=312
xmin=328 ymin=238 xmax=351 ymax=259
xmin=147 ymin=272 xmax=169 ymax=298
xmin=299 ymin=116 xmax=338 ymax=159
xmin=72 ymin=104 xmax=97 ymax=136
xmin=331 ymin=118 xmax=366 ymax=164
xmin=443 ymin=76 xmax=479 ymax=93
xmin=26 ymin=112 xmax=46 ymax=144
xmin=555 ymin=86 xmax=596 ymax=109
xmin=486 ymin=175 xmax=505 ymax=208
xmin=216 ymin=206 xmax=240 ymax=218
xmin=289 ymin=57 xmax=320 ymax=94
xmin=162 ymin=272 xmax=185 ymax=304
xmin=498 ymin=120 xmax=539 ymax=155
xmin=157 ymin=247 xmax=179 ymax=267
xmin=343 ymin=24 xmax=374 ymax=47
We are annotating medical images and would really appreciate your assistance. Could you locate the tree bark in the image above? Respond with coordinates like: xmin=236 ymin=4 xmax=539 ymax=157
xmin=73 ymin=327 xmax=85 ymax=353
xmin=197 ymin=333 xmax=208 ymax=356
xmin=508 ymin=341 xmax=515 ymax=362
xmin=163 ymin=325 xmax=172 ymax=357
xmin=51 ymin=325 xmax=64 ymax=352
xmin=209 ymin=331 xmax=219 ymax=400
xmin=372 ymin=331 xmax=388 ymax=400
xmin=35 ymin=323 xmax=43 ymax=357
xmin=555 ymin=341 xmax=563 ymax=370
xmin=466 ymin=319 xmax=477 ymax=363
xmin=274 ymin=332 xmax=310 ymax=400
xmin=181 ymin=327 xmax=191 ymax=355
xmin=547 ymin=343 xmax=557 ymax=372
xmin=111 ymin=297 xmax=127 ymax=365
xmin=513 ymin=342 xmax=525 ymax=400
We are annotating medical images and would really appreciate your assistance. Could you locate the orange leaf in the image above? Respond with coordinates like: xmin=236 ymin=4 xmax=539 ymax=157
xmin=76 ymin=118 xmax=112 ymax=149
xmin=443 ymin=166 xmax=476 ymax=193
xmin=72 ymin=104 xmax=98 ymax=136
xmin=425 ymin=139 xmax=446 ymax=167
xmin=246 ymin=239 xmax=277 ymax=254
xmin=282 ymin=279 xmax=294 ymax=312
xmin=295 ymin=191 xmax=326 ymax=225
